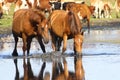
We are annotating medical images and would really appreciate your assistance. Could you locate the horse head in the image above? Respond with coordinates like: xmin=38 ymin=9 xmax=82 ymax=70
xmin=74 ymin=30 xmax=84 ymax=55
xmin=30 ymin=9 xmax=49 ymax=44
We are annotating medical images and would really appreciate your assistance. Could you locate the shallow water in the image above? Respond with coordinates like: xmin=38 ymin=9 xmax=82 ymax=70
xmin=1 ymin=28 xmax=120 ymax=80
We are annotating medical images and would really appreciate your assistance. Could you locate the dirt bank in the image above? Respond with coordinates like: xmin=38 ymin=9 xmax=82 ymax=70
xmin=90 ymin=19 xmax=120 ymax=30
xmin=0 ymin=19 xmax=120 ymax=37
xmin=0 ymin=26 xmax=12 ymax=37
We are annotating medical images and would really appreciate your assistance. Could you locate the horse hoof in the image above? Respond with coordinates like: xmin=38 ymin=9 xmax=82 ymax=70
xmin=12 ymin=52 xmax=18 ymax=56
xmin=75 ymin=52 xmax=82 ymax=56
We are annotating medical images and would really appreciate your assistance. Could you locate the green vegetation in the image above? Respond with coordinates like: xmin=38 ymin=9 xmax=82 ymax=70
xmin=0 ymin=0 xmax=119 ymax=28
xmin=0 ymin=4 xmax=14 ymax=27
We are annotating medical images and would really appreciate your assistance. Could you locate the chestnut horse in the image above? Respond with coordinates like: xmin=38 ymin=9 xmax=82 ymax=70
xmin=66 ymin=3 xmax=95 ymax=33
xmin=104 ymin=3 xmax=112 ymax=18
xmin=48 ymin=10 xmax=83 ymax=54
xmin=12 ymin=9 xmax=49 ymax=56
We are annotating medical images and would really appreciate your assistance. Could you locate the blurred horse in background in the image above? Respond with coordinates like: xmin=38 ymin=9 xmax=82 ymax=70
xmin=14 ymin=0 xmax=51 ymax=13
xmin=90 ymin=0 xmax=112 ymax=18
xmin=66 ymin=2 xmax=95 ymax=32
xmin=0 ymin=0 xmax=16 ymax=15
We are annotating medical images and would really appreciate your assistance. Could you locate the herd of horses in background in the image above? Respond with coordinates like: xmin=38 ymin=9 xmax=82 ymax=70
xmin=0 ymin=0 xmax=120 ymax=56
xmin=1 ymin=0 xmax=120 ymax=19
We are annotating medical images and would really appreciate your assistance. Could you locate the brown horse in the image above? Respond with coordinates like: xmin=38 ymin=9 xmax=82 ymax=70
xmin=12 ymin=9 xmax=49 ymax=56
xmin=39 ymin=0 xmax=51 ymax=11
xmin=48 ymin=10 xmax=83 ymax=54
xmin=52 ymin=56 xmax=85 ymax=80
xmin=66 ymin=3 xmax=95 ymax=33
xmin=103 ymin=3 xmax=112 ymax=18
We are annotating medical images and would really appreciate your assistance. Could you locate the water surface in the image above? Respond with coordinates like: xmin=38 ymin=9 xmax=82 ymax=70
xmin=0 ymin=28 xmax=120 ymax=80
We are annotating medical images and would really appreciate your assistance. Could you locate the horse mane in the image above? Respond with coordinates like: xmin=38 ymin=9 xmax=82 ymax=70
xmin=29 ymin=9 xmax=46 ymax=29
xmin=67 ymin=11 xmax=81 ymax=35
xmin=32 ymin=9 xmax=46 ymax=21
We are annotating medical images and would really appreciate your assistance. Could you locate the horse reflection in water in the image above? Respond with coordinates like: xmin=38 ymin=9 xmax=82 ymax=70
xmin=52 ymin=56 xmax=85 ymax=80
xmin=13 ymin=58 xmax=50 ymax=80
xmin=13 ymin=56 xmax=84 ymax=80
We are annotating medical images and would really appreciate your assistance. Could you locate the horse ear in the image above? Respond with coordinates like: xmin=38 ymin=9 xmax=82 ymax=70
xmin=68 ymin=11 xmax=73 ymax=16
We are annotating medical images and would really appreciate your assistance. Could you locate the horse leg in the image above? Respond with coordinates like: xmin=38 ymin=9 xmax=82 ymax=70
xmin=37 ymin=36 xmax=46 ymax=53
xmin=116 ymin=11 xmax=119 ymax=18
xmin=50 ymin=31 xmax=61 ymax=51
xmin=13 ymin=59 xmax=19 ymax=79
xmin=22 ymin=34 xmax=27 ymax=56
xmin=38 ymin=62 xmax=46 ymax=79
xmin=52 ymin=61 xmax=59 ymax=80
xmin=63 ymin=58 xmax=69 ymax=79
xmin=27 ymin=37 xmax=32 ymax=56
xmin=87 ymin=18 xmax=90 ymax=33
xmin=12 ymin=34 xmax=18 ymax=56
xmin=62 ymin=34 xmax=68 ymax=54
xmin=51 ymin=34 xmax=58 ymax=51
xmin=116 ymin=7 xmax=119 ymax=18
xmin=57 ymin=38 xmax=62 ymax=51
xmin=58 ymin=62 xmax=64 ymax=72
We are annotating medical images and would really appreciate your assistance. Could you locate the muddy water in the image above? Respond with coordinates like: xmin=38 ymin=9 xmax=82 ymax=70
xmin=0 ymin=28 xmax=120 ymax=80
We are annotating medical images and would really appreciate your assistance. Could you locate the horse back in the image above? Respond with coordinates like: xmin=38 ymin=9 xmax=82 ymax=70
xmin=12 ymin=9 xmax=45 ymax=37
xmin=80 ymin=4 xmax=91 ymax=17
xmin=49 ymin=10 xmax=81 ymax=38
xmin=49 ymin=10 xmax=69 ymax=37
xmin=12 ymin=9 xmax=27 ymax=36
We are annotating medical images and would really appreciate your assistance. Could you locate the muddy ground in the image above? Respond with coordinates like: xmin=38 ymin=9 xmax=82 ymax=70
xmin=0 ymin=19 xmax=120 ymax=35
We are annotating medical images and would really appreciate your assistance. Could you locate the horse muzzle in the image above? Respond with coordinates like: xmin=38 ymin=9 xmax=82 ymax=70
xmin=43 ymin=37 xmax=49 ymax=44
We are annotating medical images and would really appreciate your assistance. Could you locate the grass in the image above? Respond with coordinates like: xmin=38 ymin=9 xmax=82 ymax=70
xmin=0 ymin=14 xmax=13 ymax=27
xmin=0 ymin=4 xmax=14 ymax=27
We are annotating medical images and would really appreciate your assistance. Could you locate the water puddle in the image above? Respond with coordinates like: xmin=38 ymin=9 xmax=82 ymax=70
xmin=0 ymin=29 xmax=120 ymax=80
